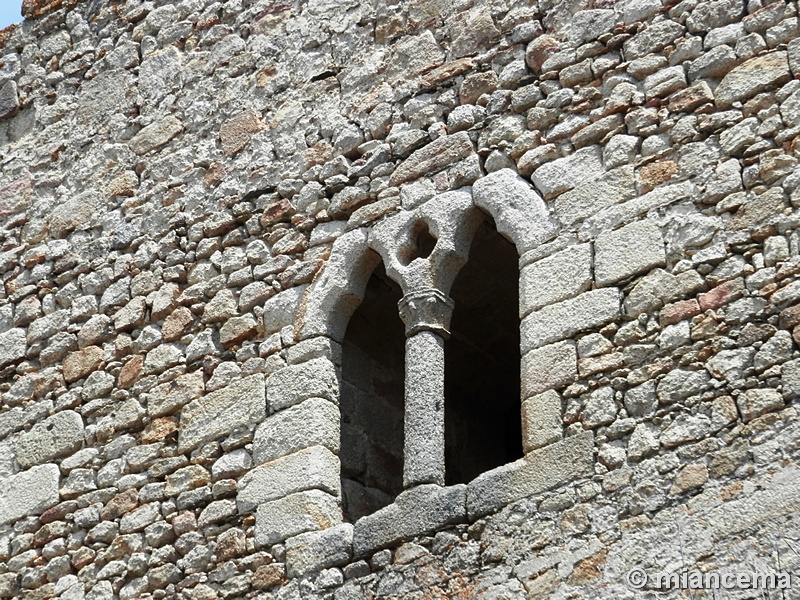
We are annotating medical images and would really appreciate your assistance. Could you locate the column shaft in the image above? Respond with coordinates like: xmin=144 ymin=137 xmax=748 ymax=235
xmin=403 ymin=330 xmax=445 ymax=487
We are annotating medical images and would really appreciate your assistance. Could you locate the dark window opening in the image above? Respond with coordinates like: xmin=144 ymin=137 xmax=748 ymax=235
xmin=340 ymin=261 xmax=405 ymax=522
xmin=445 ymin=218 xmax=522 ymax=486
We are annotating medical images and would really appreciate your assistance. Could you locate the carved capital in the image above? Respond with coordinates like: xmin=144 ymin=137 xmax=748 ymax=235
xmin=398 ymin=289 xmax=454 ymax=338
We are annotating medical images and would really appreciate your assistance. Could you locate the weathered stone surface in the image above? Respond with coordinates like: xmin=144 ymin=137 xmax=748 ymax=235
xmin=75 ymin=69 xmax=134 ymax=129
xmin=147 ymin=370 xmax=204 ymax=417
xmin=267 ymin=358 xmax=338 ymax=412
xmin=706 ymin=347 xmax=755 ymax=382
xmin=657 ymin=369 xmax=711 ymax=404
xmin=255 ymin=490 xmax=341 ymax=546
xmin=130 ymin=116 xmax=184 ymax=155
xmin=520 ymin=243 xmax=592 ymax=317
xmin=353 ymin=484 xmax=466 ymax=556
xmin=705 ymin=466 xmax=800 ymax=540
xmin=198 ymin=499 xmax=237 ymax=527
xmin=594 ymin=220 xmax=665 ymax=286
xmin=263 ymin=285 xmax=308 ymax=335
xmin=660 ymin=413 xmax=711 ymax=447
xmin=49 ymin=191 xmax=100 ymax=238
xmin=0 ymin=80 xmax=20 ymax=120
xmin=467 ymin=432 xmax=594 ymax=519
xmin=521 ymin=288 xmax=620 ymax=353
xmin=736 ymin=388 xmax=784 ymax=422
xmin=390 ymin=132 xmax=474 ymax=186
xmin=570 ymin=9 xmax=615 ymax=45
xmin=580 ymin=387 xmax=617 ymax=428
xmin=531 ymin=146 xmax=604 ymax=200
xmin=623 ymin=20 xmax=685 ymax=60
xmin=627 ymin=423 xmax=660 ymax=461
xmin=387 ymin=30 xmax=445 ymax=80
xmin=138 ymin=47 xmax=182 ymax=103
xmin=1 ymin=0 xmax=798 ymax=593
xmin=686 ymin=0 xmax=743 ymax=32
xmin=0 ymin=328 xmax=26 ymax=368
xmin=14 ymin=410 xmax=84 ymax=469
xmin=688 ymin=46 xmax=737 ymax=81
xmin=521 ymin=341 xmax=577 ymax=397
xmin=781 ymin=358 xmax=800 ymax=398
xmin=581 ymin=180 xmax=697 ymax=237
xmin=220 ymin=109 xmax=265 ymax=157
xmin=0 ymin=464 xmax=60 ymax=525
xmin=219 ymin=314 xmax=258 ymax=347
xmin=254 ymin=397 xmax=339 ymax=465
xmin=178 ymin=374 xmax=265 ymax=452
xmin=63 ymin=345 xmax=104 ymax=382
xmin=119 ymin=502 xmax=161 ymax=534
xmin=238 ymin=446 xmax=340 ymax=512
xmin=285 ymin=524 xmax=354 ymax=578
xmin=472 ymin=168 xmax=556 ymax=253
xmin=521 ymin=390 xmax=562 ymax=452
xmin=753 ymin=330 xmax=793 ymax=372
xmin=670 ymin=463 xmax=708 ymax=495
xmin=553 ymin=166 xmax=636 ymax=226
xmin=715 ymin=52 xmax=791 ymax=108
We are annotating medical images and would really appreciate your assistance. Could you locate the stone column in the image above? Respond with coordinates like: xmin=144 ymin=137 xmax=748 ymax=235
xmin=398 ymin=290 xmax=453 ymax=488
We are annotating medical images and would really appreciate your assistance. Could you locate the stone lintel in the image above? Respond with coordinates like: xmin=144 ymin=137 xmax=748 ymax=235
xmin=285 ymin=523 xmax=354 ymax=578
xmin=352 ymin=484 xmax=467 ymax=557
xmin=466 ymin=431 xmax=594 ymax=520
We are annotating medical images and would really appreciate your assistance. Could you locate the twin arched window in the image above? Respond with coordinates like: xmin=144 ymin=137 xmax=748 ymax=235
xmin=296 ymin=170 xmax=556 ymax=522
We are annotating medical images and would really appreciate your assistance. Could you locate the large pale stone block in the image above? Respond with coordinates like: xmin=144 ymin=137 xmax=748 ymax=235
xmin=14 ymin=410 xmax=84 ymax=469
xmin=553 ymin=166 xmax=636 ymax=226
xmin=352 ymin=484 xmax=466 ymax=556
xmin=238 ymin=446 xmax=340 ymax=513
xmin=521 ymin=288 xmax=620 ymax=353
xmin=594 ymin=220 xmax=665 ymax=286
xmin=0 ymin=464 xmax=60 ymax=525
xmin=736 ymin=388 xmax=784 ymax=423
xmin=521 ymin=390 xmax=562 ymax=452
xmin=715 ymin=51 xmax=790 ymax=109
xmin=147 ymin=370 xmax=205 ymax=418
xmin=254 ymin=397 xmax=339 ymax=465
xmin=706 ymin=466 xmax=800 ymax=540
xmin=178 ymin=374 xmax=266 ymax=453
xmin=530 ymin=146 xmax=604 ymax=200
xmin=285 ymin=523 xmax=354 ymax=578
xmin=255 ymin=490 xmax=342 ymax=547
xmin=389 ymin=131 xmax=474 ymax=186
xmin=519 ymin=244 xmax=592 ymax=318
xmin=263 ymin=284 xmax=308 ymax=335
xmin=466 ymin=432 xmax=594 ymax=519
xmin=521 ymin=341 xmax=577 ymax=397
xmin=267 ymin=358 xmax=338 ymax=412
xmin=0 ymin=328 xmax=26 ymax=368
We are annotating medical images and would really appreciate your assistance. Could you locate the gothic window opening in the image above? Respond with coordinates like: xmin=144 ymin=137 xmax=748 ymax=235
xmin=444 ymin=218 xmax=522 ymax=486
xmin=340 ymin=261 xmax=405 ymax=522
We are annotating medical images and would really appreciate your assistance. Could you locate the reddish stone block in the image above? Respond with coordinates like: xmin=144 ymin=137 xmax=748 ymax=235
xmin=780 ymin=304 xmax=800 ymax=329
xmin=660 ymin=298 xmax=701 ymax=325
xmin=698 ymin=279 xmax=745 ymax=311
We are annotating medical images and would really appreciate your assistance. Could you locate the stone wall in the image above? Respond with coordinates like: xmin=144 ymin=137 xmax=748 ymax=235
xmin=1 ymin=0 xmax=800 ymax=598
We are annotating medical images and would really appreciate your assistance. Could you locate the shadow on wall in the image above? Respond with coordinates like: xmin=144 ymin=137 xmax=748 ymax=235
xmin=445 ymin=218 xmax=522 ymax=485
xmin=340 ymin=261 xmax=405 ymax=523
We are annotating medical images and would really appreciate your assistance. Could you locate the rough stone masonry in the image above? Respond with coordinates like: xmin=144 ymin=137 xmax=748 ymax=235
xmin=0 ymin=0 xmax=800 ymax=598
